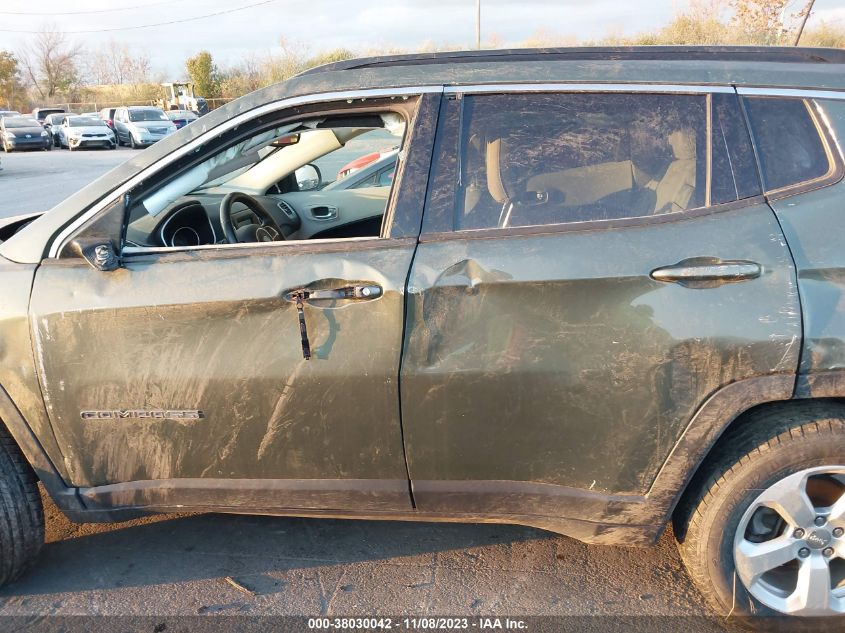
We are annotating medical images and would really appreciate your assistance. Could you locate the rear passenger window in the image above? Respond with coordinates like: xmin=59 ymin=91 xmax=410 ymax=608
xmin=743 ymin=97 xmax=832 ymax=192
xmin=430 ymin=92 xmax=759 ymax=232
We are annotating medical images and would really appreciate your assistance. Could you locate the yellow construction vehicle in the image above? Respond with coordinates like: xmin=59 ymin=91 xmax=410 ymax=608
xmin=156 ymin=82 xmax=208 ymax=115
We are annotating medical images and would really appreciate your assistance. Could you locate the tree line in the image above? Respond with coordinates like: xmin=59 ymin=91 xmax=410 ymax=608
xmin=1 ymin=0 xmax=843 ymax=112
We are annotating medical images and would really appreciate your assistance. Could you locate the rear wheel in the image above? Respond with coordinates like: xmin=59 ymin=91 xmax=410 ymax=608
xmin=0 ymin=425 xmax=44 ymax=586
xmin=675 ymin=404 xmax=845 ymax=628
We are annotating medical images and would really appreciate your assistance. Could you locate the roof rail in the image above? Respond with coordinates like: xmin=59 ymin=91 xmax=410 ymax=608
xmin=300 ymin=46 xmax=845 ymax=75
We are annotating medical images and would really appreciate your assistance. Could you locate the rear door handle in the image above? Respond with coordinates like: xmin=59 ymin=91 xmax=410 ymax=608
xmin=651 ymin=259 xmax=762 ymax=286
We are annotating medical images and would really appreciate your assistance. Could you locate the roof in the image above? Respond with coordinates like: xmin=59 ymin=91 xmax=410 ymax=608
xmin=301 ymin=46 xmax=845 ymax=75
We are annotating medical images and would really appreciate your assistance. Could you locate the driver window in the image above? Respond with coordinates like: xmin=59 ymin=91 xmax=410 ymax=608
xmin=124 ymin=112 xmax=407 ymax=249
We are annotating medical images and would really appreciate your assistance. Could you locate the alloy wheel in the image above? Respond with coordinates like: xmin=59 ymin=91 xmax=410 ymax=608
xmin=734 ymin=466 xmax=845 ymax=616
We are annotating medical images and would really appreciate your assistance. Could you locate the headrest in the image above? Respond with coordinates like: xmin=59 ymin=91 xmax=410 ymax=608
xmin=668 ymin=129 xmax=696 ymax=160
xmin=486 ymin=138 xmax=508 ymax=203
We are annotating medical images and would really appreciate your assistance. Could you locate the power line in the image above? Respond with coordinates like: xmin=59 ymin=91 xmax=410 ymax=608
xmin=0 ymin=1 xmax=176 ymax=15
xmin=0 ymin=0 xmax=280 ymax=33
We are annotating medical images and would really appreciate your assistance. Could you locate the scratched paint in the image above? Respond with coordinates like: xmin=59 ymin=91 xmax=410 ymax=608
xmin=29 ymin=244 xmax=415 ymax=494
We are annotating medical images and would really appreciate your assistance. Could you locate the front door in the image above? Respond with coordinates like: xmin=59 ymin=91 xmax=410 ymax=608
xmin=29 ymin=93 xmax=438 ymax=513
xmin=402 ymin=89 xmax=802 ymax=516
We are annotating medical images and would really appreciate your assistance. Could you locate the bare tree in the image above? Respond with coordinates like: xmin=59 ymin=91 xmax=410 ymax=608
xmin=86 ymin=40 xmax=151 ymax=86
xmin=19 ymin=26 xmax=83 ymax=100
xmin=731 ymin=0 xmax=815 ymax=45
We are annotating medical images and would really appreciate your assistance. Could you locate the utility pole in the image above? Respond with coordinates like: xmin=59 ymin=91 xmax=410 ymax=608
xmin=794 ymin=0 xmax=816 ymax=46
xmin=476 ymin=0 xmax=481 ymax=49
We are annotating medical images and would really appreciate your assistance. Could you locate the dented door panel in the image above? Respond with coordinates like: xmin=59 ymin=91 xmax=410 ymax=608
xmin=30 ymin=241 xmax=414 ymax=509
xmin=402 ymin=203 xmax=801 ymax=500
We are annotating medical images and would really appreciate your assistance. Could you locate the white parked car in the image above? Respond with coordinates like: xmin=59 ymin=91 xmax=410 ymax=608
xmin=58 ymin=116 xmax=117 ymax=151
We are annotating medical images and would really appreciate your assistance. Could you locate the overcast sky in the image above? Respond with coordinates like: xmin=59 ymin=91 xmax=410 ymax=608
xmin=3 ymin=0 xmax=845 ymax=77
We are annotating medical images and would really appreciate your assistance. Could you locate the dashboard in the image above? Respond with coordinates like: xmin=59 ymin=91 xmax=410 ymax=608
xmin=126 ymin=186 xmax=390 ymax=249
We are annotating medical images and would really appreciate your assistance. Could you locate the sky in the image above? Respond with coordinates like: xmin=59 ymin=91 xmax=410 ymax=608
xmin=3 ymin=0 xmax=845 ymax=78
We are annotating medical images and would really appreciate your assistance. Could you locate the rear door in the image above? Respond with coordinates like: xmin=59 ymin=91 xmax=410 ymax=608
xmin=402 ymin=88 xmax=802 ymax=516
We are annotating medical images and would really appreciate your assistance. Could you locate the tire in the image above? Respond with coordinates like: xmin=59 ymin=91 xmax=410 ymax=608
xmin=0 ymin=424 xmax=44 ymax=587
xmin=130 ymin=135 xmax=138 ymax=149
xmin=675 ymin=403 xmax=845 ymax=629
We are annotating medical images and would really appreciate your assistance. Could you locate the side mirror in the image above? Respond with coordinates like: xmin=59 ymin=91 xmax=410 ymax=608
xmin=72 ymin=238 xmax=121 ymax=272
xmin=295 ymin=164 xmax=322 ymax=192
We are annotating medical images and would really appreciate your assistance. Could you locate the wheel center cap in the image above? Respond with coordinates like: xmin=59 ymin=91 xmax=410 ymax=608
xmin=806 ymin=529 xmax=832 ymax=550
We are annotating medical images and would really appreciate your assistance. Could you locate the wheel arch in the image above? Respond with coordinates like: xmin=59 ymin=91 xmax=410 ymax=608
xmin=669 ymin=394 xmax=845 ymax=534
xmin=0 ymin=382 xmax=85 ymax=515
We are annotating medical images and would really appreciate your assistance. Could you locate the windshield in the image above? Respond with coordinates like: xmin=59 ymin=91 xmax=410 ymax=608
xmin=129 ymin=109 xmax=168 ymax=122
xmin=4 ymin=118 xmax=39 ymax=128
xmin=69 ymin=117 xmax=105 ymax=127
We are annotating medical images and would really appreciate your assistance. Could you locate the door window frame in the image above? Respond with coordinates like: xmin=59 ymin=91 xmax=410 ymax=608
xmin=421 ymin=83 xmax=770 ymax=240
xmin=737 ymin=90 xmax=845 ymax=201
xmin=49 ymin=87 xmax=443 ymax=260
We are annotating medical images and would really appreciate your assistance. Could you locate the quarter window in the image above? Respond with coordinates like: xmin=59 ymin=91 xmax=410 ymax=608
xmin=428 ymin=91 xmax=760 ymax=232
xmin=743 ymin=97 xmax=832 ymax=192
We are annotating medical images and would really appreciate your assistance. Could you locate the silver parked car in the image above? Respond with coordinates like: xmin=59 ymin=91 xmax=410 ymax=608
xmin=58 ymin=116 xmax=116 ymax=151
xmin=113 ymin=106 xmax=176 ymax=148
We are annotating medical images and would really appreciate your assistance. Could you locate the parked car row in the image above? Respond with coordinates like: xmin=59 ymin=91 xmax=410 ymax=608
xmin=0 ymin=105 xmax=195 ymax=152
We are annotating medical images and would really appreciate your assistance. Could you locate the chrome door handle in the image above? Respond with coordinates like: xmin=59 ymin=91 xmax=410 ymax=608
xmin=651 ymin=259 xmax=762 ymax=286
xmin=282 ymin=284 xmax=383 ymax=360
xmin=283 ymin=285 xmax=382 ymax=303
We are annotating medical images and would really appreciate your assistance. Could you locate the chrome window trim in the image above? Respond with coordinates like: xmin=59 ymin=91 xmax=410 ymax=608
xmin=48 ymin=85 xmax=443 ymax=258
xmin=122 ymin=234 xmax=380 ymax=255
xmin=737 ymin=87 xmax=845 ymax=100
xmin=446 ymin=83 xmax=735 ymax=95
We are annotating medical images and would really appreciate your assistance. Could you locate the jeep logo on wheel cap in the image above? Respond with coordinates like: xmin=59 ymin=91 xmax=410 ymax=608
xmin=806 ymin=529 xmax=832 ymax=549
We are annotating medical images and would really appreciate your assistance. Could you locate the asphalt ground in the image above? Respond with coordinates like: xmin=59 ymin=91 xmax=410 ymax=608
xmin=0 ymin=144 xmax=739 ymax=632
xmin=0 ymin=145 xmax=132 ymax=219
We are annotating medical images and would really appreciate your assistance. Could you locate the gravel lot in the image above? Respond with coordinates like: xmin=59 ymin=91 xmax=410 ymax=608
xmin=0 ymin=148 xmax=735 ymax=631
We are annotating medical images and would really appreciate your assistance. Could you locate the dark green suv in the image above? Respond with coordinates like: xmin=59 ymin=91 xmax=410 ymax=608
xmin=1 ymin=46 xmax=844 ymax=622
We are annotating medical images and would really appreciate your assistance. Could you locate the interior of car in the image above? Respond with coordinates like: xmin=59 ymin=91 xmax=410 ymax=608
xmin=456 ymin=92 xmax=707 ymax=230
xmin=124 ymin=112 xmax=405 ymax=249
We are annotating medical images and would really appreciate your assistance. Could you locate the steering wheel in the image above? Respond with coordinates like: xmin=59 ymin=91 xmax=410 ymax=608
xmin=219 ymin=191 xmax=285 ymax=244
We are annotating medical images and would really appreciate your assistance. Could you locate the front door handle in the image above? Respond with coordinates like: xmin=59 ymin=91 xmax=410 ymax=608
xmin=282 ymin=284 xmax=383 ymax=360
xmin=283 ymin=284 xmax=382 ymax=303
xmin=651 ymin=258 xmax=762 ymax=287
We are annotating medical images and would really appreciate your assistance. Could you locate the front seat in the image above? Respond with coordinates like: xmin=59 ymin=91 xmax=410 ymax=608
xmin=651 ymin=128 xmax=697 ymax=214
